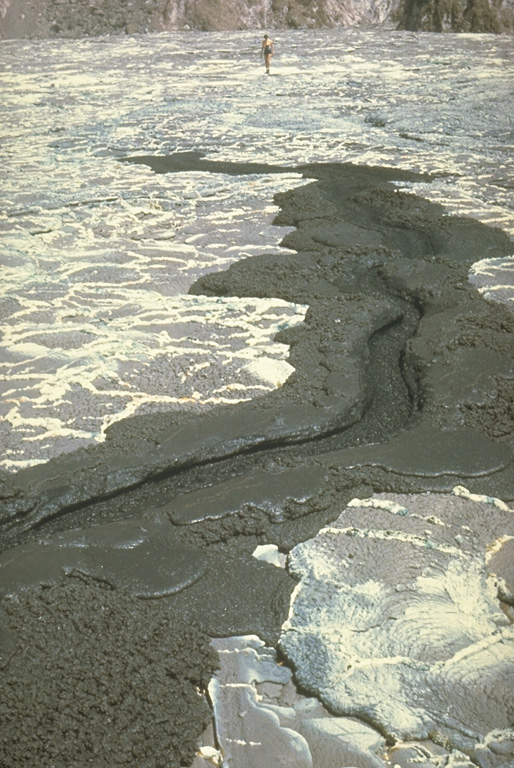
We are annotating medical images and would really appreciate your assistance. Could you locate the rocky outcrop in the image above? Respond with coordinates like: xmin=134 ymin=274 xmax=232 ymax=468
xmin=397 ymin=0 xmax=514 ymax=32
xmin=0 ymin=0 xmax=512 ymax=37
xmin=0 ymin=0 xmax=392 ymax=38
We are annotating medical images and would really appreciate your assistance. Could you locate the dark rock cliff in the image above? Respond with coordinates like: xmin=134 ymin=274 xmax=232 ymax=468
xmin=0 ymin=0 xmax=512 ymax=38
xmin=397 ymin=0 xmax=514 ymax=31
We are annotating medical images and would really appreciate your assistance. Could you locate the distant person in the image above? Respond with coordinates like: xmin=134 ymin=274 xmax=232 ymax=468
xmin=261 ymin=34 xmax=274 ymax=74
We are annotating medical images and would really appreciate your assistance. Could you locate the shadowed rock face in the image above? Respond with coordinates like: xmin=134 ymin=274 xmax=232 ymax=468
xmin=1 ymin=159 xmax=513 ymax=767
xmin=396 ymin=0 xmax=514 ymax=32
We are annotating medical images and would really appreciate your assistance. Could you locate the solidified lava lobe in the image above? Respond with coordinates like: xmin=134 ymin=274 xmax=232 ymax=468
xmin=1 ymin=159 xmax=513 ymax=768
xmin=4 ymin=159 xmax=513 ymax=540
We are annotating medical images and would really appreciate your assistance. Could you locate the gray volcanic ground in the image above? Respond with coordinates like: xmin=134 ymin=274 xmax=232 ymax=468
xmin=1 ymin=27 xmax=514 ymax=768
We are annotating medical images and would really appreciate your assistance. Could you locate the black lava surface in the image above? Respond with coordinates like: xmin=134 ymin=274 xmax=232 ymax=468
xmin=1 ymin=158 xmax=513 ymax=767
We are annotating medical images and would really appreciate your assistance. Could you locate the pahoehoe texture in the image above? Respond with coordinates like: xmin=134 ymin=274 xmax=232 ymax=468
xmin=280 ymin=493 xmax=514 ymax=761
xmin=1 ymin=158 xmax=513 ymax=767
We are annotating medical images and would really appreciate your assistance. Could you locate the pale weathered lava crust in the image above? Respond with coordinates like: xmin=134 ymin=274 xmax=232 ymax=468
xmin=280 ymin=492 xmax=514 ymax=762
xmin=0 ymin=159 xmax=513 ymax=768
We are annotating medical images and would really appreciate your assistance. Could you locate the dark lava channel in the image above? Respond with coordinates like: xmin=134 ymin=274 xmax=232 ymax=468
xmin=1 ymin=158 xmax=513 ymax=768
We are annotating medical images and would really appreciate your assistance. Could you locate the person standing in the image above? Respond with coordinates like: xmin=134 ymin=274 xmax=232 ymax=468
xmin=261 ymin=34 xmax=274 ymax=74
